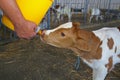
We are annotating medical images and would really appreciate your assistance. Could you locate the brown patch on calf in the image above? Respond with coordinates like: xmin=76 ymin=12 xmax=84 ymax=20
xmin=105 ymin=56 xmax=113 ymax=72
xmin=107 ymin=38 xmax=114 ymax=49
xmin=118 ymin=54 xmax=120 ymax=58
xmin=71 ymin=30 xmax=102 ymax=60
xmin=95 ymin=43 xmax=102 ymax=59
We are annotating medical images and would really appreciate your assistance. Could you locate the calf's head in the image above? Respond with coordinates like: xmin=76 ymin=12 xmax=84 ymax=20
xmin=40 ymin=22 xmax=80 ymax=48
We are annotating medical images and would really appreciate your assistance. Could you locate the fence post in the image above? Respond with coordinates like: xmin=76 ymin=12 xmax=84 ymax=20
xmin=108 ymin=0 xmax=111 ymax=12
xmin=54 ymin=0 xmax=57 ymax=5
xmin=47 ymin=10 xmax=50 ymax=29
xmin=84 ymin=0 xmax=89 ymax=24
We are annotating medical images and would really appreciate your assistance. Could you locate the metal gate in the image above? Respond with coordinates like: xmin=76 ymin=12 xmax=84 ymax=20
xmin=50 ymin=0 xmax=120 ymax=24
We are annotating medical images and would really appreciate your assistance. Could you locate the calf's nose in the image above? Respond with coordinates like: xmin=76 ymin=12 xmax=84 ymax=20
xmin=40 ymin=30 xmax=46 ymax=38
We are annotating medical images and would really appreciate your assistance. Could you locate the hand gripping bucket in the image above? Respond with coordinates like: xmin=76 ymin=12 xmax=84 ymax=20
xmin=1 ymin=0 xmax=54 ymax=30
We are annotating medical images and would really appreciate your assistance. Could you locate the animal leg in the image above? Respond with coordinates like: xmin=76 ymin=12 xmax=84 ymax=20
xmin=89 ymin=15 xmax=94 ymax=23
xmin=61 ymin=15 xmax=64 ymax=20
xmin=68 ymin=14 xmax=71 ymax=22
xmin=96 ymin=16 xmax=99 ymax=22
xmin=56 ymin=13 xmax=61 ymax=23
xmin=100 ymin=15 xmax=103 ymax=21
xmin=93 ymin=66 xmax=108 ymax=80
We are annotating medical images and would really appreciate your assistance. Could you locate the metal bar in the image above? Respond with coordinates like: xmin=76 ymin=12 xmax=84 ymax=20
xmin=108 ymin=0 xmax=111 ymax=12
xmin=47 ymin=9 xmax=50 ymax=29
xmin=84 ymin=0 xmax=89 ymax=24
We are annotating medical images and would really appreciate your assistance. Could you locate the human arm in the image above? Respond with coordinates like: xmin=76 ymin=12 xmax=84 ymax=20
xmin=0 ymin=0 xmax=37 ymax=39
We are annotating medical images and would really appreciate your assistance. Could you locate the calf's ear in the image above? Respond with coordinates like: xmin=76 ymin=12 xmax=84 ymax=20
xmin=55 ymin=5 xmax=60 ymax=9
xmin=72 ymin=22 xmax=80 ymax=27
xmin=71 ymin=22 xmax=80 ymax=33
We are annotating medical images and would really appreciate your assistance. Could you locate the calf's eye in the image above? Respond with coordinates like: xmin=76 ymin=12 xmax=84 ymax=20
xmin=61 ymin=32 xmax=65 ymax=37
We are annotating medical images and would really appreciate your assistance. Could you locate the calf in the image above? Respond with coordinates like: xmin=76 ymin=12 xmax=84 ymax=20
xmin=105 ymin=9 xmax=120 ymax=20
xmin=52 ymin=5 xmax=72 ymax=22
xmin=40 ymin=22 xmax=120 ymax=80
xmin=89 ymin=8 xmax=103 ymax=23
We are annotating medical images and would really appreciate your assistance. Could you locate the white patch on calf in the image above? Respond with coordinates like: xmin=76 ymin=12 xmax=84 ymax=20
xmin=45 ymin=22 xmax=72 ymax=35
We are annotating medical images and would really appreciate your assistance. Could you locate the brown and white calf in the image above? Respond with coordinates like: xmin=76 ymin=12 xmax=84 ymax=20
xmin=52 ymin=5 xmax=72 ymax=22
xmin=40 ymin=22 xmax=120 ymax=80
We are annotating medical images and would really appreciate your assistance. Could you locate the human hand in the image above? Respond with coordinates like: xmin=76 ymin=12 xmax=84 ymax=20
xmin=14 ymin=19 xmax=37 ymax=39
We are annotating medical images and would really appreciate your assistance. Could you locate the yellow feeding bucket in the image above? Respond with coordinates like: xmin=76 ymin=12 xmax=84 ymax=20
xmin=2 ymin=0 xmax=54 ymax=31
